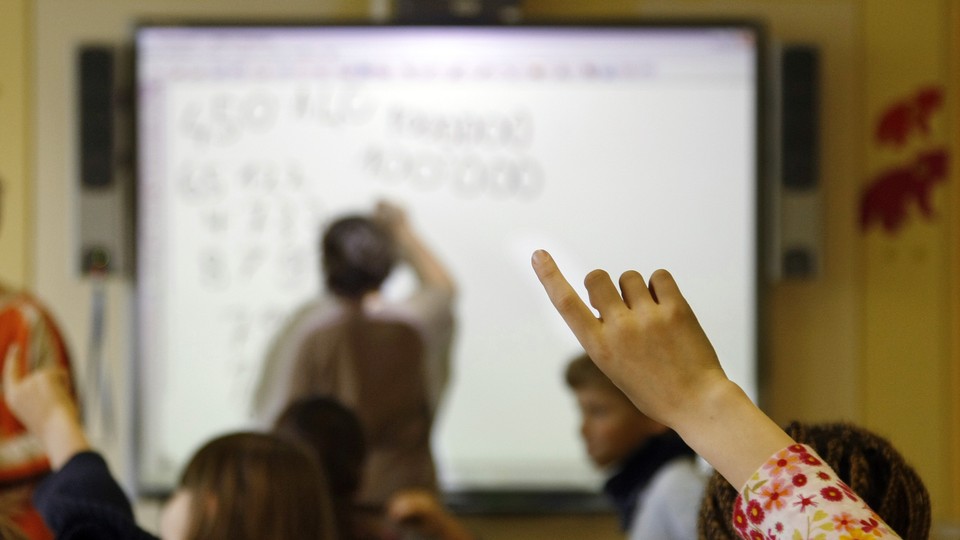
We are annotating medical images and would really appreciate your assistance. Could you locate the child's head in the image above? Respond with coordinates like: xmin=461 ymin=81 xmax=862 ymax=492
xmin=273 ymin=396 xmax=368 ymax=539
xmin=565 ymin=353 xmax=667 ymax=468
xmin=159 ymin=431 xmax=337 ymax=540
xmin=273 ymin=395 xmax=367 ymax=498
xmin=697 ymin=421 xmax=931 ymax=540
xmin=321 ymin=215 xmax=397 ymax=299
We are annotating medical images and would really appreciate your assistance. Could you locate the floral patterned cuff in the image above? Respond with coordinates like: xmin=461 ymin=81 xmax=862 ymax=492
xmin=731 ymin=443 xmax=900 ymax=539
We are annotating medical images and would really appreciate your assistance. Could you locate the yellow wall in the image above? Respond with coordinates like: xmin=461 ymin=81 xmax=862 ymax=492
xmin=952 ymin=1 xmax=960 ymax=520
xmin=0 ymin=0 xmax=32 ymax=286
xmin=861 ymin=0 xmax=957 ymax=523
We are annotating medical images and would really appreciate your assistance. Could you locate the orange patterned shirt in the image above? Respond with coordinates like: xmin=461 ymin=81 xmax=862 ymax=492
xmin=0 ymin=291 xmax=73 ymax=540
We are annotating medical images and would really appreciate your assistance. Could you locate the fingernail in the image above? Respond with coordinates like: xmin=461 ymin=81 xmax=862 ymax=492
xmin=531 ymin=249 xmax=548 ymax=265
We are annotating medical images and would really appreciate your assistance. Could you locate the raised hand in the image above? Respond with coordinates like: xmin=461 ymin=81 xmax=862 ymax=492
xmin=530 ymin=249 xmax=727 ymax=428
xmin=373 ymin=199 xmax=410 ymax=240
xmin=2 ymin=346 xmax=88 ymax=470
xmin=531 ymin=249 xmax=792 ymax=488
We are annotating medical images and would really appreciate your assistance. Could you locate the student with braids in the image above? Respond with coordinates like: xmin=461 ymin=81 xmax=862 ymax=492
xmin=698 ymin=421 xmax=930 ymax=540
xmin=530 ymin=249 xmax=906 ymax=539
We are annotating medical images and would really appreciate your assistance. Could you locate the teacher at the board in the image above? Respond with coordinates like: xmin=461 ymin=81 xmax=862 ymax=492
xmin=251 ymin=199 xmax=457 ymax=507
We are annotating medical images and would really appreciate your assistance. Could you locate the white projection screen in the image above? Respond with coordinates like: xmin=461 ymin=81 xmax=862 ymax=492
xmin=135 ymin=23 xmax=762 ymax=494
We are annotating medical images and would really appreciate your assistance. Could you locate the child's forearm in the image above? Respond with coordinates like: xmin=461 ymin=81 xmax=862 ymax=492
xmin=672 ymin=379 xmax=793 ymax=489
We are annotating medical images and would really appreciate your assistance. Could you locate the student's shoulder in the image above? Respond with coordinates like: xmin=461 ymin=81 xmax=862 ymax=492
xmin=629 ymin=458 xmax=709 ymax=540
xmin=647 ymin=456 xmax=711 ymax=499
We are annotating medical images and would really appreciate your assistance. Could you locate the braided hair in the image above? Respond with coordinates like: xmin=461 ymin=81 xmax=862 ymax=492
xmin=697 ymin=421 xmax=931 ymax=540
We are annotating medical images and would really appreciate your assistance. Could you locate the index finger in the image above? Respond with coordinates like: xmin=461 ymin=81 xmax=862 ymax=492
xmin=531 ymin=250 xmax=600 ymax=341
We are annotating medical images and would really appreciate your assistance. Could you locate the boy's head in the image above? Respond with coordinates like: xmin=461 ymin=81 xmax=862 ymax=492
xmin=565 ymin=353 xmax=667 ymax=469
xmin=321 ymin=215 xmax=396 ymax=299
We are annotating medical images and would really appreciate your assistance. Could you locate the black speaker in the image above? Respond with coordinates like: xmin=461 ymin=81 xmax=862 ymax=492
xmin=771 ymin=44 xmax=822 ymax=280
xmin=780 ymin=45 xmax=819 ymax=191
xmin=77 ymin=45 xmax=134 ymax=277
xmin=78 ymin=47 xmax=115 ymax=189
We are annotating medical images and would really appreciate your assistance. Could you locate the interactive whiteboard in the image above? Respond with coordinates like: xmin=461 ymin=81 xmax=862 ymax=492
xmin=136 ymin=24 xmax=761 ymax=493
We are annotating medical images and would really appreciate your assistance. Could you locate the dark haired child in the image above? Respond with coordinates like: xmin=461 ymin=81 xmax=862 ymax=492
xmin=274 ymin=396 xmax=475 ymax=540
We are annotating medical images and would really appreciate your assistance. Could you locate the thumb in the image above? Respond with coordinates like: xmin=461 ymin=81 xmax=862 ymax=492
xmin=2 ymin=343 xmax=22 ymax=397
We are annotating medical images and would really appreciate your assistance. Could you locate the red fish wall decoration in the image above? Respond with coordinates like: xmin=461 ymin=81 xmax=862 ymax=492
xmin=860 ymin=86 xmax=949 ymax=234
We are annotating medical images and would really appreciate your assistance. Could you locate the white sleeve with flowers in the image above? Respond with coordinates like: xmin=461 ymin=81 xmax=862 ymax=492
xmin=731 ymin=444 xmax=901 ymax=540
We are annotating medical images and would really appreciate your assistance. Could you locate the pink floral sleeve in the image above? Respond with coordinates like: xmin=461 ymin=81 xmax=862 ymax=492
xmin=731 ymin=444 xmax=901 ymax=540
